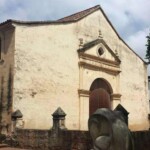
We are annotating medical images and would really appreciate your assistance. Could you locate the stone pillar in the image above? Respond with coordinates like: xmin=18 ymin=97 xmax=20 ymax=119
xmin=11 ymin=110 xmax=23 ymax=133
xmin=1 ymin=121 xmax=8 ymax=135
xmin=0 ymin=106 xmax=8 ymax=135
xmin=52 ymin=107 xmax=67 ymax=130
xmin=49 ymin=107 xmax=67 ymax=148
xmin=114 ymin=104 xmax=129 ymax=125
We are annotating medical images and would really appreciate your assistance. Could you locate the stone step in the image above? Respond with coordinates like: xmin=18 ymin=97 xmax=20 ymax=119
xmin=0 ymin=144 xmax=9 ymax=148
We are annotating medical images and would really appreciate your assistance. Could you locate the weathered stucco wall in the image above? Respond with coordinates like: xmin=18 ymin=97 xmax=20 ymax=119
xmin=76 ymin=10 xmax=149 ymax=131
xmin=13 ymin=9 xmax=149 ymax=131
xmin=13 ymin=23 xmax=80 ymax=129
xmin=119 ymin=42 xmax=149 ymax=130
xmin=0 ymin=27 xmax=15 ymax=134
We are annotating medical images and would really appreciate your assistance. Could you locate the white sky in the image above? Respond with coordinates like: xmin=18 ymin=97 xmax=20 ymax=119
xmin=0 ymin=0 xmax=150 ymax=67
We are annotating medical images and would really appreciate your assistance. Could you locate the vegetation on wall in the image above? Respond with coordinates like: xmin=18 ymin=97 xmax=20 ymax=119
xmin=7 ymin=67 xmax=13 ymax=112
xmin=0 ymin=76 xmax=4 ymax=129
xmin=145 ymin=33 xmax=150 ymax=63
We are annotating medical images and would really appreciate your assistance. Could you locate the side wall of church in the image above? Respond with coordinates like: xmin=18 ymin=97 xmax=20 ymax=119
xmin=119 ymin=42 xmax=149 ymax=130
xmin=0 ymin=27 xmax=15 ymax=133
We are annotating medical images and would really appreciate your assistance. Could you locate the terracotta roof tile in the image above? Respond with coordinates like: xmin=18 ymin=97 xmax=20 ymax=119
xmin=57 ymin=5 xmax=100 ymax=22
xmin=0 ymin=5 xmax=100 ymax=26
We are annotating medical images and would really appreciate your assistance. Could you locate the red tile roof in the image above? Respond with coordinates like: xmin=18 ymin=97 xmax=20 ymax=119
xmin=0 ymin=5 xmax=100 ymax=26
xmin=57 ymin=5 xmax=100 ymax=22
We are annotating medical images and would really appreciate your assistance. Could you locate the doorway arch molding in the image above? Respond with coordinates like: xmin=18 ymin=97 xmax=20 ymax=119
xmin=90 ymin=78 xmax=113 ymax=93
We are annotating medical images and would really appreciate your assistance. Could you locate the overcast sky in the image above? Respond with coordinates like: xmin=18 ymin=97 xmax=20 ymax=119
xmin=0 ymin=0 xmax=150 ymax=62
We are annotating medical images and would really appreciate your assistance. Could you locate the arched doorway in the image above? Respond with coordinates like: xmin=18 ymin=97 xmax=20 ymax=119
xmin=89 ymin=78 xmax=113 ymax=116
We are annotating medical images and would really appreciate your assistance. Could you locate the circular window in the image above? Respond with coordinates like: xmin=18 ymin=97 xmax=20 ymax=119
xmin=98 ymin=47 xmax=104 ymax=56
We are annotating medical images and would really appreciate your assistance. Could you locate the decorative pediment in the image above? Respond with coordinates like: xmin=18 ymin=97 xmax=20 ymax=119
xmin=78 ymin=38 xmax=121 ymax=75
xmin=78 ymin=38 xmax=121 ymax=64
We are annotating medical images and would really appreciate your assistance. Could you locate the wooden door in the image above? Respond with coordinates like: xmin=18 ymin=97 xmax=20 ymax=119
xmin=89 ymin=88 xmax=111 ymax=116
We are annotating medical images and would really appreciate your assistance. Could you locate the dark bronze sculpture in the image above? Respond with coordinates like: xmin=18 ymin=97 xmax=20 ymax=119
xmin=88 ymin=108 xmax=134 ymax=150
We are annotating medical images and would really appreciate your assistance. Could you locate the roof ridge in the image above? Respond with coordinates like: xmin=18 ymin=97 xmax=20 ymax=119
xmin=57 ymin=5 xmax=100 ymax=22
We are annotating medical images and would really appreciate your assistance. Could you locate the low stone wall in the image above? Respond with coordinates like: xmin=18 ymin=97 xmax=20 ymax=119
xmin=15 ymin=129 xmax=92 ymax=150
xmin=7 ymin=129 xmax=150 ymax=150
xmin=132 ymin=130 xmax=150 ymax=150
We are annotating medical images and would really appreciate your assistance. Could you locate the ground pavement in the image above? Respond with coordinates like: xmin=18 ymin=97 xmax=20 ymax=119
xmin=0 ymin=144 xmax=27 ymax=150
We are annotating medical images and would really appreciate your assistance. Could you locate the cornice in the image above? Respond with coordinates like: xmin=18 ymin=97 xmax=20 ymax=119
xmin=78 ymin=89 xmax=122 ymax=101
xmin=78 ymin=89 xmax=90 ymax=97
xmin=79 ymin=61 xmax=121 ymax=75
xmin=111 ymin=93 xmax=122 ymax=100
xmin=79 ymin=52 xmax=120 ymax=67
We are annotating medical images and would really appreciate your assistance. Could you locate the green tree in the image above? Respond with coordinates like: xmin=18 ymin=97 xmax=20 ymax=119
xmin=145 ymin=33 xmax=150 ymax=63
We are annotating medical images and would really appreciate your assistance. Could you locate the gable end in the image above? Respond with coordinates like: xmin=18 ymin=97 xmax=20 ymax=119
xmin=78 ymin=38 xmax=121 ymax=64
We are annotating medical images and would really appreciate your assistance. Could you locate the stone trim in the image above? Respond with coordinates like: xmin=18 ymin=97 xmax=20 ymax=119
xmin=111 ymin=93 xmax=122 ymax=100
xmin=78 ymin=90 xmax=122 ymax=102
xmin=78 ymin=89 xmax=90 ymax=97
xmin=79 ymin=61 xmax=121 ymax=75
xmin=78 ymin=89 xmax=121 ymax=102
xmin=79 ymin=52 xmax=120 ymax=67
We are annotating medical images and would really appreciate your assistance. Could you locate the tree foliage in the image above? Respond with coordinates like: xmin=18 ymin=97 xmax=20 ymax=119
xmin=145 ymin=33 xmax=150 ymax=63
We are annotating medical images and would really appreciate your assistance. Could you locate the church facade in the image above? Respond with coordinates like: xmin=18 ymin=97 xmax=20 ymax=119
xmin=0 ymin=5 xmax=149 ymax=133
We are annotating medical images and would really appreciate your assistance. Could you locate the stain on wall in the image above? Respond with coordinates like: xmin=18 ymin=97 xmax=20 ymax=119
xmin=7 ymin=67 xmax=13 ymax=112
